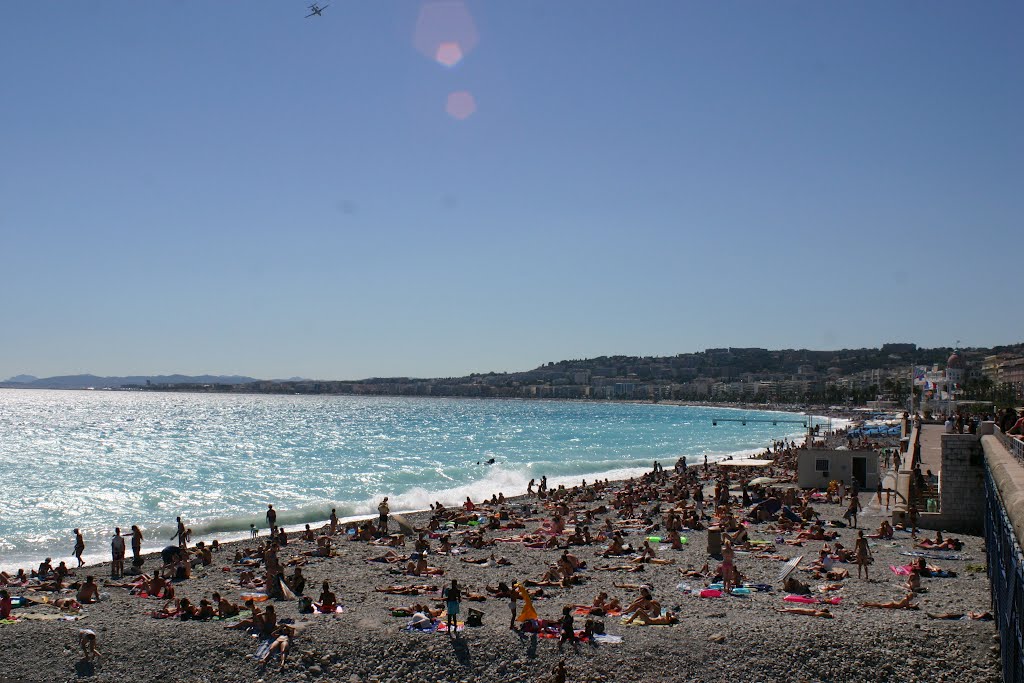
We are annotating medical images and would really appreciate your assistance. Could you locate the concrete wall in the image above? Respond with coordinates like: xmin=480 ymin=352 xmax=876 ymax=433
xmin=797 ymin=449 xmax=879 ymax=490
xmin=914 ymin=433 xmax=986 ymax=533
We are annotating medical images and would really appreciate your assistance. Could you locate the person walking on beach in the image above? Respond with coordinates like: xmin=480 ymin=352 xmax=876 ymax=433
xmin=330 ymin=508 xmax=339 ymax=535
xmin=172 ymin=517 xmax=187 ymax=548
xmin=378 ymin=497 xmax=390 ymax=535
xmin=855 ymin=529 xmax=872 ymax=579
xmin=73 ymin=529 xmax=85 ymax=568
xmin=443 ymin=579 xmax=461 ymax=636
xmin=266 ymin=504 xmax=277 ymax=531
xmin=110 ymin=528 xmax=126 ymax=578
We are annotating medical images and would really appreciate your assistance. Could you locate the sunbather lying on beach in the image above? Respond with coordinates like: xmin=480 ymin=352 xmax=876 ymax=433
xmin=679 ymin=562 xmax=712 ymax=579
xmin=225 ymin=600 xmax=261 ymax=629
xmin=594 ymin=563 xmax=645 ymax=573
xmin=368 ymin=549 xmax=408 ymax=564
xmin=375 ymin=584 xmax=439 ymax=595
xmin=390 ymin=602 xmax=444 ymax=618
xmin=926 ymin=611 xmax=992 ymax=621
xmin=624 ymin=607 xmax=678 ymax=625
xmin=623 ymin=588 xmax=659 ymax=615
xmin=259 ymin=634 xmax=290 ymax=668
xmin=405 ymin=557 xmax=444 ymax=577
xmin=915 ymin=531 xmax=962 ymax=551
xmin=860 ymin=592 xmax=919 ymax=609
xmin=776 ymin=607 xmax=833 ymax=618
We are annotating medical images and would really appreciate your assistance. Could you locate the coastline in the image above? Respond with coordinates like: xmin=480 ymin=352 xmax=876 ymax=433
xmin=0 ymin=397 xmax=839 ymax=573
xmin=0 ymin=454 xmax=998 ymax=683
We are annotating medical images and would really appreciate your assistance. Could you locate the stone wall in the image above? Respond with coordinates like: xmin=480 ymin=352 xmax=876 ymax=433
xmin=916 ymin=433 xmax=986 ymax=533
xmin=894 ymin=430 xmax=987 ymax=533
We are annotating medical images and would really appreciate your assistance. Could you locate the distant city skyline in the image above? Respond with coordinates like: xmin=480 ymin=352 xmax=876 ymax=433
xmin=2 ymin=2 xmax=1020 ymax=383
xmin=6 ymin=338 xmax=1021 ymax=384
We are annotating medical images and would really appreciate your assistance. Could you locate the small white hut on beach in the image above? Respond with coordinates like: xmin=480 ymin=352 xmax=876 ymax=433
xmin=797 ymin=448 xmax=879 ymax=490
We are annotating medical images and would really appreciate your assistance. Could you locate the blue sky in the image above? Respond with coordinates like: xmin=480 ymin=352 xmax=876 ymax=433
xmin=1 ymin=1 xmax=1020 ymax=380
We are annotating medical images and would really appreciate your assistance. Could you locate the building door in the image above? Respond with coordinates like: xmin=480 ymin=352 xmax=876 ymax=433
xmin=852 ymin=457 xmax=867 ymax=489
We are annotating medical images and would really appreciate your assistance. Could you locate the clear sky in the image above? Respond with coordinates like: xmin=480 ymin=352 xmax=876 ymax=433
xmin=1 ymin=1 xmax=1020 ymax=381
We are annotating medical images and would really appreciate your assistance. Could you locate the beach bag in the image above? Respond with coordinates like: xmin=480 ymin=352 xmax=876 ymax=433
xmin=585 ymin=618 xmax=605 ymax=635
xmin=297 ymin=597 xmax=313 ymax=614
xmin=466 ymin=608 xmax=484 ymax=627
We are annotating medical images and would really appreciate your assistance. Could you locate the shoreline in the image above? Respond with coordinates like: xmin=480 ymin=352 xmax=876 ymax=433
xmin=0 ymin=447 xmax=998 ymax=683
xmin=0 ymin=402 xmax=839 ymax=574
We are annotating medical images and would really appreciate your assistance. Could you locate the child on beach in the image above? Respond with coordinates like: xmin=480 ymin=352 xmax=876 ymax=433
xmin=559 ymin=605 xmax=578 ymax=650
xmin=250 ymin=524 xmax=257 ymax=539
xmin=79 ymin=628 xmax=102 ymax=661
xmin=855 ymin=530 xmax=872 ymax=579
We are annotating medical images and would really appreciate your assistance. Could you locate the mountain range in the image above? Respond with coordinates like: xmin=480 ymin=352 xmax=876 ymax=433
xmin=0 ymin=374 xmax=258 ymax=389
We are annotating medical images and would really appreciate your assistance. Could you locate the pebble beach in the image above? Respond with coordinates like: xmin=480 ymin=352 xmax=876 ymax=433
xmin=0 ymin=459 xmax=1001 ymax=683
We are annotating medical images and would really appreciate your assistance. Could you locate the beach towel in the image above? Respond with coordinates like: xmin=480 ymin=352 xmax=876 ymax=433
xmin=699 ymin=589 xmax=723 ymax=598
xmin=436 ymin=621 xmax=464 ymax=633
xmin=901 ymin=551 xmax=967 ymax=561
xmin=572 ymin=607 xmax=622 ymax=617
xmin=890 ymin=565 xmax=913 ymax=576
xmin=783 ymin=595 xmax=841 ymax=605
xmin=593 ymin=634 xmax=623 ymax=644
xmin=0 ymin=618 xmax=20 ymax=626
xmin=252 ymin=638 xmax=273 ymax=660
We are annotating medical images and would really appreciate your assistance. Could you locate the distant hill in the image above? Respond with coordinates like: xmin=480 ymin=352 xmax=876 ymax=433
xmin=0 ymin=374 xmax=259 ymax=390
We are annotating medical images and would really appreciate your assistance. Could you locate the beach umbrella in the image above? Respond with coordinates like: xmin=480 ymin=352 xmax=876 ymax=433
xmin=391 ymin=513 xmax=416 ymax=537
xmin=749 ymin=477 xmax=777 ymax=486
xmin=777 ymin=555 xmax=803 ymax=582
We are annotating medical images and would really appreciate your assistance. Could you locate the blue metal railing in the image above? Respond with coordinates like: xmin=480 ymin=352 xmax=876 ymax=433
xmin=985 ymin=462 xmax=1024 ymax=682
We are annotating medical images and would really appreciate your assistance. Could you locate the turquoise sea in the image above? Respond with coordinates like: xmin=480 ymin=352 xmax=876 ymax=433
xmin=0 ymin=390 xmax=814 ymax=570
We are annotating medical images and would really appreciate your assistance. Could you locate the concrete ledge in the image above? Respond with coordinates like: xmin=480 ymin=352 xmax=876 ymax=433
xmin=983 ymin=434 xmax=1024 ymax=547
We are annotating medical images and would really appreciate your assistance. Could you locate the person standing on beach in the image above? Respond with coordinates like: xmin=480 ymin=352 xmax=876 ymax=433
xmin=110 ymin=528 xmax=126 ymax=578
xmin=378 ymin=497 xmax=390 ymax=535
xmin=73 ymin=529 xmax=85 ymax=568
xmin=508 ymin=581 xmax=519 ymax=629
xmin=266 ymin=504 xmax=277 ymax=531
xmin=128 ymin=525 xmax=143 ymax=566
xmin=855 ymin=530 xmax=871 ymax=579
xmin=845 ymin=494 xmax=862 ymax=529
xmin=443 ymin=579 xmax=461 ymax=636
xmin=329 ymin=508 xmax=339 ymax=535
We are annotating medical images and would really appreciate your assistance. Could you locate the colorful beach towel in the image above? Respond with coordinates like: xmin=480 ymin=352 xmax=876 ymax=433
xmin=783 ymin=595 xmax=841 ymax=605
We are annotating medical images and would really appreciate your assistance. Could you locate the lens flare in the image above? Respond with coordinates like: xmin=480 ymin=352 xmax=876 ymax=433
xmin=446 ymin=91 xmax=476 ymax=120
xmin=414 ymin=1 xmax=479 ymax=67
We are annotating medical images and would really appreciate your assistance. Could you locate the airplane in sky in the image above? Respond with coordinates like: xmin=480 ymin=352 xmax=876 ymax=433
xmin=305 ymin=3 xmax=328 ymax=18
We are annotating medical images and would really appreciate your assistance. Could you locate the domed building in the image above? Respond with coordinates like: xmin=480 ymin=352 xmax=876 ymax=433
xmin=946 ymin=351 xmax=965 ymax=387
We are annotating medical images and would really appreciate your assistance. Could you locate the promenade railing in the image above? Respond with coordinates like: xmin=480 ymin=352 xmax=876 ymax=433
xmin=985 ymin=457 xmax=1024 ymax=682
xmin=996 ymin=427 xmax=1024 ymax=465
